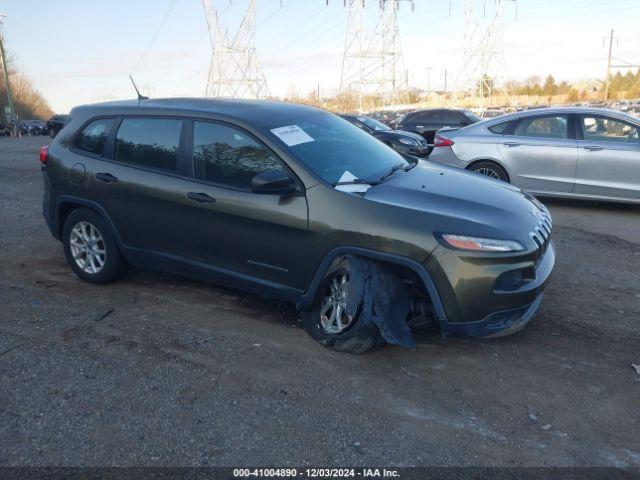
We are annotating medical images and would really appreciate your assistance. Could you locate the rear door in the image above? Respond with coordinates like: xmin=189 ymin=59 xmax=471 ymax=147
xmin=497 ymin=113 xmax=577 ymax=193
xmin=574 ymin=114 xmax=640 ymax=200
xmin=86 ymin=116 xmax=202 ymax=260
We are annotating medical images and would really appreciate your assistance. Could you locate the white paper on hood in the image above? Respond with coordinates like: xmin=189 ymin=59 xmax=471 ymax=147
xmin=270 ymin=125 xmax=314 ymax=147
xmin=335 ymin=171 xmax=371 ymax=193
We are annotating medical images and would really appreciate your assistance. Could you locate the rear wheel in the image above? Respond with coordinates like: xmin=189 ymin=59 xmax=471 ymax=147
xmin=469 ymin=161 xmax=509 ymax=182
xmin=62 ymin=208 xmax=128 ymax=284
xmin=301 ymin=257 xmax=383 ymax=354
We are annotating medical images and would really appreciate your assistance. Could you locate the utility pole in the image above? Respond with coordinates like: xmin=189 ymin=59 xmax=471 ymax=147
xmin=603 ymin=29 xmax=614 ymax=101
xmin=0 ymin=13 xmax=16 ymax=136
xmin=443 ymin=68 xmax=447 ymax=106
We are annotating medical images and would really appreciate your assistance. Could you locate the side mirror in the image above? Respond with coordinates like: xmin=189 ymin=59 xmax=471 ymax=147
xmin=251 ymin=170 xmax=296 ymax=195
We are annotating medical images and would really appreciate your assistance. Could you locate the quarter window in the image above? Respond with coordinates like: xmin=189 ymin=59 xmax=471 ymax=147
xmin=514 ymin=115 xmax=568 ymax=139
xmin=581 ymin=116 xmax=639 ymax=143
xmin=114 ymin=118 xmax=182 ymax=172
xmin=488 ymin=121 xmax=512 ymax=134
xmin=74 ymin=118 xmax=113 ymax=155
xmin=193 ymin=121 xmax=286 ymax=189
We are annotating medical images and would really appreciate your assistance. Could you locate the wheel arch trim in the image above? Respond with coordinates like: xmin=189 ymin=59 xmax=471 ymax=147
xmin=55 ymin=196 xmax=124 ymax=247
xmin=298 ymin=246 xmax=449 ymax=325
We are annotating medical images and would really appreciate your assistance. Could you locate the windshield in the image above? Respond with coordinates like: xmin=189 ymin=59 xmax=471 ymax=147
xmin=267 ymin=113 xmax=407 ymax=185
xmin=356 ymin=116 xmax=391 ymax=132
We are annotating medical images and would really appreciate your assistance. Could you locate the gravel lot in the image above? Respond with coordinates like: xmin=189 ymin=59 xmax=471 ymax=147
xmin=1 ymin=136 xmax=639 ymax=467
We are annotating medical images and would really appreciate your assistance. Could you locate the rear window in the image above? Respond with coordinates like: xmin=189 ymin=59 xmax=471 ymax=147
xmin=73 ymin=118 xmax=113 ymax=155
xmin=114 ymin=118 xmax=182 ymax=172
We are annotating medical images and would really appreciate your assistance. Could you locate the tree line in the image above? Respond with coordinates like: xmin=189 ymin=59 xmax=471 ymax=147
xmin=1 ymin=49 xmax=53 ymax=121
xmin=507 ymin=70 xmax=640 ymax=101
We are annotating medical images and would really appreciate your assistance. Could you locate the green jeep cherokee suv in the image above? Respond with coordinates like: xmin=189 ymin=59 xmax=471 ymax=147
xmin=40 ymin=98 xmax=555 ymax=353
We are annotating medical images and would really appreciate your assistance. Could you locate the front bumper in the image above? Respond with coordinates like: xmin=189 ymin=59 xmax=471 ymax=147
xmin=425 ymin=241 xmax=555 ymax=338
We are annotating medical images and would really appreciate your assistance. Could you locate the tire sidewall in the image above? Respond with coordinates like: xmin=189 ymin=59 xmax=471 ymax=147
xmin=62 ymin=208 xmax=126 ymax=284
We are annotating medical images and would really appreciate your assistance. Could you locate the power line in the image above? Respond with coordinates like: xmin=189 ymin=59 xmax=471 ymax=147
xmin=133 ymin=0 xmax=179 ymax=71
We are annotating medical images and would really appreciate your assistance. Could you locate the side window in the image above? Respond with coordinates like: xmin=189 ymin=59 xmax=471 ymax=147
xmin=488 ymin=120 xmax=513 ymax=134
xmin=413 ymin=111 xmax=437 ymax=123
xmin=74 ymin=118 xmax=113 ymax=155
xmin=114 ymin=118 xmax=182 ymax=172
xmin=193 ymin=121 xmax=286 ymax=189
xmin=582 ymin=116 xmax=639 ymax=144
xmin=438 ymin=111 xmax=463 ymax=124
xmin=514 ymin=115 xmax=568 ymax=139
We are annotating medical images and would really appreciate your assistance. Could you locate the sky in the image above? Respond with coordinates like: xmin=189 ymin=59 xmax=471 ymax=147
xmin=0 ymin=0 xmax=639 ymax=113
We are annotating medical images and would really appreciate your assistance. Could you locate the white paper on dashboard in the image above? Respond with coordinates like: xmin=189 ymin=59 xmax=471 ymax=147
xmin=334 ymin=171 xmax=371 ymax=193
xmin=270 ymin=125 xmax=314 ymax=146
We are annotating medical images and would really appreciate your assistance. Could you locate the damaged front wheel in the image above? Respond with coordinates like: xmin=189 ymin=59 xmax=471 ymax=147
xmin=301 ymin=257 xmax=383 ymax=354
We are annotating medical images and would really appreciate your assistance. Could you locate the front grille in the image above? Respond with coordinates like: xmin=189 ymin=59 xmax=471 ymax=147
xmin=529 ymin=209 xmax=553 ymax=257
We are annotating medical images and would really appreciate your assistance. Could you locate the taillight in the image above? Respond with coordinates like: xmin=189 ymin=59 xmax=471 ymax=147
xmin=40 ymin=145 xmax=49 ymax=165
xmin=434 ymin=135 xmax=454 ymax=147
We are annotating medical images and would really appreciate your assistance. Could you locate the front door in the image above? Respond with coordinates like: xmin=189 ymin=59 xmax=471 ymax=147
xmin=183 ymin=120 xmax=309 ymax=288
xmin=574 ymin=114 xmax=640 ymax=200
xmin=498 ymin=113 xmax=577 ymax=193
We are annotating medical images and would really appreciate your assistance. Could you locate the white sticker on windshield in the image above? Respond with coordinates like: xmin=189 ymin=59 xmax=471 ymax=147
xmin=335 ymin=171 xmax=370 ymax=193
xmin=270 ymin=125 xmax=314 ymax=147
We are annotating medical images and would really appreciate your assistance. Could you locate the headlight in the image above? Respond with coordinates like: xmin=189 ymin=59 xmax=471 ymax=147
xmin=440 ymin=234 xmax=525 ymax=252
xmin=398 ymin=137 xmax=419 ymax=146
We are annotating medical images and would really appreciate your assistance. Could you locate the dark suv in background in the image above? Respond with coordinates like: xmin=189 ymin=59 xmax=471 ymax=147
xmin=340 ymin=114 xmax=429 ymax=157
xmin=40 ymin=98 xmax=554 ymax=353
xmin=395 ymin=108 xmax=482 ymax=145
xmin=47 ymin=114 xmax=70 ymax=138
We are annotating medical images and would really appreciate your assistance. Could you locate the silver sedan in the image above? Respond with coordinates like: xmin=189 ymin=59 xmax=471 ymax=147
xmin=428 ymin=107 xmax=640 ymax=204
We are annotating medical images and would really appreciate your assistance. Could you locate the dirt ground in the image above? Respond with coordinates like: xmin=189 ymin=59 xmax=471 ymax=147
xmin=1 ymin=136 xmax=639 ymax=467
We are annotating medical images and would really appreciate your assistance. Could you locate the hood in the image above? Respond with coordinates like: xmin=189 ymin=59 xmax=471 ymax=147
xmin=364 ymin=161 xmax=546 ymax=247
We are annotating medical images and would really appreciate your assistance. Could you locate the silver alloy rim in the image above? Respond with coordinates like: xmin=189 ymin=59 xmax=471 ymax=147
xmin=475 ymin=167 xmax=500 ymax=179
xmin=69 ymin=221 xmax=106 ymax=274
xmin=319 ymin=273 xmax=354 ymax=334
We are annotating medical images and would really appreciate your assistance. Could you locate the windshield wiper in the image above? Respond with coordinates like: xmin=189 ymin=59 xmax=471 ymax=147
xmin=378 ymin=161 xmax=415 ymax=182
xmin=332 ymin=178 xmax=379 ymax=187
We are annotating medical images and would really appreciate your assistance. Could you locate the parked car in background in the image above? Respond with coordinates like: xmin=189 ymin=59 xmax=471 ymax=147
xmin=340 ymin=114 xmax=429 ymax=157
xmin=19 ymin=120 xmax=48 ymax=136
xmin=47 ymin=114 xmax=70 ymax=138
xmin=394 ymin=108 xmax=482 ymax=145
xmin=428 ymin=107 xmax=640 ymax=204
xmin=40 ymin=98 xmax=554 ymax=353
xmin=481 ymin=109 xmax=505 ymax=119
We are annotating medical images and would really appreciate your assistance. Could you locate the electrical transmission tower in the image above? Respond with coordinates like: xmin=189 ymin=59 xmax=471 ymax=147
xmin=339 ymin=0 xmax=413 ymax=112
xmin=456 ymin=0 xmax=516 ymax=110
xmin=202 ymin=0 xmax=270 ymax=99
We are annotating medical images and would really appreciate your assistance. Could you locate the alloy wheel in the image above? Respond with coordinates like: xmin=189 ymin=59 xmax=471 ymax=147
xmin=69 ymin=221 xmax=107 ymax=274
xmin=474 ymin=167 xmax=501 ymax=179
xmin=319 ymin=273 xmax=355 ymax=334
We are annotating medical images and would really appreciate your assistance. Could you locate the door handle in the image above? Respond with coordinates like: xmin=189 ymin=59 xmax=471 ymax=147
xmin=95 ymin=172 xmax=118 ymax=183
xmin=584 ymin=146 xmax=603 ymax=151
xmin=187 ymin=192 xmax=216 ymax=204
xmin=503 ymin=142 xmax=521 ymax=148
